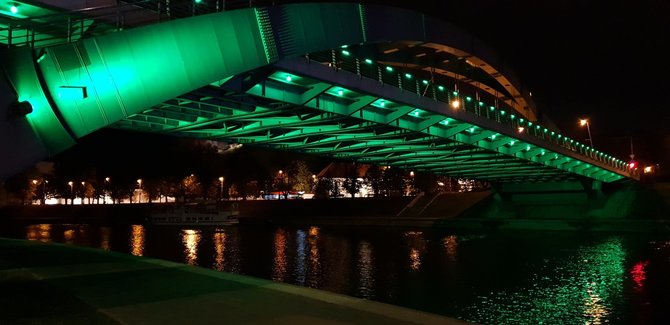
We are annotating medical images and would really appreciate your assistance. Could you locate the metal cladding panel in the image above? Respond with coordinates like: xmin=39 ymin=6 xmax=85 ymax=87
xmin=1 ymin=47 xmax=75 ymax=154
xmin=269 ymin=3 xmax=366 ymax=57
xmin=38 ymin=9 xmax=268 ymax=138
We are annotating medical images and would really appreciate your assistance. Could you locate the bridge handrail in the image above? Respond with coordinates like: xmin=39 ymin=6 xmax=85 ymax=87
xmin=1 ymin=0 xmax=256 ymax=48
xmin=315 ymin=50 xmax=638 ymax=178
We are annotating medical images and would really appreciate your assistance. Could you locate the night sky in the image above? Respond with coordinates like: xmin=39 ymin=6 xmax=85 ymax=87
xmin=395 ymin=0 xmax=670 ymax=164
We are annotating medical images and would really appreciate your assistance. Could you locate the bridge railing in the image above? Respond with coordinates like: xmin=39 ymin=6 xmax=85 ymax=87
xmin=314 ymin=50 xmax=637 ymax=177
xmin=1 ymin=0 xmax=259 ymax=48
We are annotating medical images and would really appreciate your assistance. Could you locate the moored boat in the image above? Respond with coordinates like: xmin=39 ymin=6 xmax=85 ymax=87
xmin=150 ymin=202 xmax=239 ymax=226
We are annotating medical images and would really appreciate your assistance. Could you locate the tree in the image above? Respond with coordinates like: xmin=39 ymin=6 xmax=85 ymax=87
xmin=181 ymin=174 xmax=203 ymax=201
xmin=314 ymin=178 xmax=334 ymax=198
xmin=287 ymin=160 xmax=312 ymax=192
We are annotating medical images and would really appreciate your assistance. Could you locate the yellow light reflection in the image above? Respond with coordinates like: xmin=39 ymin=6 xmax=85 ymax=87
xmin=130 ymin=225 xmax=145 ymax=257
xmin=182 ymin=229 xmax=201 ymax=265
xmin=273 ymin=229 xmax=287 ymax=282
xmin=307 ymin=227 xmax=321 ymax=287
xmin=442 ymin=235 xmax=459 ymax=262
xmin=63 ymin=229 xmax=75 ymax=244
xmin=410 ymin=248 xmax=421 ymax=271
xmin=213 ymin=231 xmax=226 ymax=271
xmin=100 ymin=227 xmax=111 ymax=251
xmin=26 ymin=224 xmax=51 ymax=242
xmin=584 ymin=282 xmax=608 ymax=324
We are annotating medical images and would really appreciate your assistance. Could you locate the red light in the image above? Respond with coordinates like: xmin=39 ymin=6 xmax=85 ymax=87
xmin=631 ymin=261 xmax=649 ymax=291
xmin=629 ymin=161 xmax=637 ymax=168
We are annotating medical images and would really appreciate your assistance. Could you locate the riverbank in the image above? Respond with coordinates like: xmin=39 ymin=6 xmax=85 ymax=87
xmin=1 ymin=183 xmax=669 ymax=232
xmin=0 ymin=237 xmax=465 ymax=324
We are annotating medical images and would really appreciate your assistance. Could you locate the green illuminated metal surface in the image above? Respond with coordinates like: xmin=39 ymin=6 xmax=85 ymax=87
xmin=112 ymin=66 xmax=629 ymax=183
xmin=0 ymin=2 xmax=637 ymax=182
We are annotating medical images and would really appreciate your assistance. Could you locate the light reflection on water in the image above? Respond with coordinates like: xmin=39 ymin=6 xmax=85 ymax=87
xmin=272 ymin=229 xmax=287 ymax=282
xmin=14 ymin=224 xmax=670 ymax=324
xmin=213 ymin=231 xmax=226 ymax=271
xmin=182 ymin=229 xmax=201 ymax=266
xmin=130 ymin=225 xmax=144 ymax=257
xmin=357 ymin=240 xmax=375 ymax=298
xmin=464 ymin=237 xmax=626 ymax=325
xmin=26 ymin=224 xmax=51 ymax=242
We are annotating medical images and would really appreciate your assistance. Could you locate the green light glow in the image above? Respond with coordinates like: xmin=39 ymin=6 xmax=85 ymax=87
xmin=422 ymin=80 xmax=429 ymax=85
xmin=10 ymin=5 xmax=18 ymax=14
xmin=337 ymin=89 xmax=344 ymax=96
xmin=479 ymin=102 xmax=484 ymax=106
xmin=465 ymin=96 xmax=472 ymax=101
xmin=452 ymin=91 xmax=458 ymax=96
xmin=385 ymin=66 xmax=394 ymax=72
xmin=405 ymin=73 xmax=412 ymax=79
xmin=469 ymin=127 xmax=476 ymax=133
xmin=500 ymin=111 xmax=506 ymax=115
xmin=438 ymin=85 xmax=445 ymax=91
xmin=285 ymin=75 xmax=292 ymax=82
xmin=491 ymin=134 xmax=496 ymax=139
xmin=341 ymin=50 xmax=350 ymax=56
xmin=510 ymin=140 xmax=516 ymax=145
xmin=364 ymin=59 xmax=373 ymax=64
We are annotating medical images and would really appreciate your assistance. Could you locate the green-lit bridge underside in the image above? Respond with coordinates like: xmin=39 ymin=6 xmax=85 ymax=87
xmin=4 ymin=2 xmax=635 ymax=183
xmin=113 ymin=60 xmax=626 ymax=183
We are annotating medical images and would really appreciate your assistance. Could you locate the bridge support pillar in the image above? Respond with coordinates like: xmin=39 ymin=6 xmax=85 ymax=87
xmin=485 ymin=181 xmax=604 ymax=220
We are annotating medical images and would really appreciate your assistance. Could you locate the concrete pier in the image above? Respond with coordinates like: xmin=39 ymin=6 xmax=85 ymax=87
xmin=0 ymin=238 xmax=466 ymax=324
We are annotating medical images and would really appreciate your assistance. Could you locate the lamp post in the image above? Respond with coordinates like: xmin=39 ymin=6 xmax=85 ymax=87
xmin=218 ymin=176 xmax=224 ymax=201
xmin=68 ymin=181 xmax=73 ymax=205
xmin=81 ymin=181 xmax=86 ymax=204
xmin=42 ymin=180 xmax=48 ymax=204
xmin=137 ymin=179 xmax=142 ymax=203
xmin=579 ymin=118 xmax=594 ymax=149
xmin=104 ymin=177 xmax=110 ymax=204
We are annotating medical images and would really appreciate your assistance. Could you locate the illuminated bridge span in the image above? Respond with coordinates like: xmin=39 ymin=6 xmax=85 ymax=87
xmin=0 ymin=2 xmax=638 ymax=182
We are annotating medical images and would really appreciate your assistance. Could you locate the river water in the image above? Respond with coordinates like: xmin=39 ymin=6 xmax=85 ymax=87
xmin=2 ymin=223 xmax=669 ymax=324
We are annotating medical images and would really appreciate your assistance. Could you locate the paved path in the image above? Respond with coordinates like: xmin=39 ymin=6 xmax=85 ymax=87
xmin=0 ymin=238 xmax=468 ymax=324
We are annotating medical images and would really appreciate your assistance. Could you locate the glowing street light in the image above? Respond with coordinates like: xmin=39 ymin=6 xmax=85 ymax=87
xmin=579 ymin=118 xmax=594 ymax=148
xmin=137 ymin=179 xmax=142 ymax=203
xmin=68 ymin=181 xmax=74 ymax=204
xmin=218 ymin=176 xmax=224 ymax=200
xmin=10 ymin=4 xmax=18 ymax=14
xmin=450 ymin=99 xmax=460 ymax=109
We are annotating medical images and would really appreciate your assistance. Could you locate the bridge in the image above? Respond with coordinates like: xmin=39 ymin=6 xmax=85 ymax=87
xmin=0 ymin=1 xmax=638 ymax=184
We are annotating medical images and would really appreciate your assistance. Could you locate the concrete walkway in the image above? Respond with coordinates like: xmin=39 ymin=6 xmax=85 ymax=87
xmin=0 ymin=238 xmax=467 ymax=324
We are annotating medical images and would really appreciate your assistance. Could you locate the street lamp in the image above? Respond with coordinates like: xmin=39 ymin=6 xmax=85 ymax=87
xmin=218 ymin=176 xmax=224 ymax=200
xmin=137 ymin=179 xmax=142 ymax=203
xmin=68 ymin=181 xmax=74 ymax=204
xmin=104 ymin=177 xmax=110 ymax=204
xmin=579 ymin=118 xmax=594 ymax=148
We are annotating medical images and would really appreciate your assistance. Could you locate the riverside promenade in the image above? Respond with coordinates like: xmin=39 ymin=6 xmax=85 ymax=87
xmin=0 ymin=238 xmax=466 ymax=324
